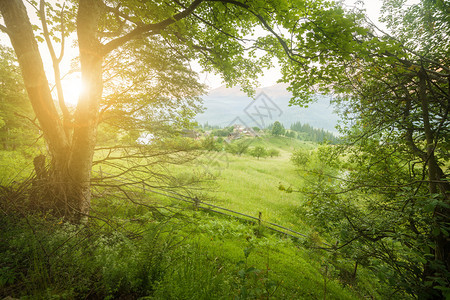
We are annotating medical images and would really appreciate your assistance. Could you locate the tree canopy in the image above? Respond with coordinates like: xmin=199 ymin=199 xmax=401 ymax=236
xmin=271 ymin=121 xmax=285 ymax=136
xmin=280 ymin=0 xmax=449 ymax=297
xmin=0 ymin=0 xmax=339 ymax=219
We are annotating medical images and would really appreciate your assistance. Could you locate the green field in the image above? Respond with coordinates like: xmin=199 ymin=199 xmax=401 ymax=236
xmin=198 ymin=136 xmax=315 ymax=232
xmin=0 ymin=135 xmax=386 ymax=299
xmin=143 ymin=135 xmax=382 ymax=299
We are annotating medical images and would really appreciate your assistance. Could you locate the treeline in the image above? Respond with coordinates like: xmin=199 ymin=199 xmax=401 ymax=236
xmin=198 ymin=121 xmax=340 ymax=144
xmin=266 ymin=121 xmax=340 ymax=144
xmin=201 ymin=135 xmax=280 ymax=159
xmin=289 ymin=122 xmax=340 ymax=144
xmin=198 ymin=122 xmax=222 ymax=131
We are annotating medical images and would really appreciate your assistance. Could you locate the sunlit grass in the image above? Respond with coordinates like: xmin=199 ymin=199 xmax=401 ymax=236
xmin=198 ymin=137 xmax=315 ymax=233
xmin=0 ymin=135 xmax=383 ymax=299
xmin=87 ymin=136 xmax=385 ymax=299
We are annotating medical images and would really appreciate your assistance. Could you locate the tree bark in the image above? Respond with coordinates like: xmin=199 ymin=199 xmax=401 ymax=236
xmin=418 ymin=70 xmax=450 ymax=299
xmin=0 ymin=0 xmax=75 ymax=216
xmin=67 ymin=0 xmax=104 ymax=217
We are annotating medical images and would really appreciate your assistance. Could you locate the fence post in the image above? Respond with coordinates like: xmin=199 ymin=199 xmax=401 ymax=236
xmin=194 ymin=197 xmax=200 ymax=211
xmin=99 ymin=166 xmax=103 ymax=178
xmin=142 ymin=182 xmax=146 ymax=193
xmin=258 ymin=211 xmax=262 ymax=226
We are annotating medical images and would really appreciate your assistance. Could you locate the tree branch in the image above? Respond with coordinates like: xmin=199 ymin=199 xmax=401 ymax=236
xmin=101 ymin=0 xmax=205 ymax=55
xmin=98 ymin=3 xmax=127 ymax=38
xmin=57 ymin=3 xmax=65 ymax=62
xmin=364 ymin=16 xmax=450 ymax=74
xmin=39 ymin=0 xmax=72 ymax=131
xmin=102 ymin=2 xmax=143 ymax=26
xmin=209 ymin=0 xmax=306 ymax=65
xmin=0 ymin=24 xmax=11 ymax=36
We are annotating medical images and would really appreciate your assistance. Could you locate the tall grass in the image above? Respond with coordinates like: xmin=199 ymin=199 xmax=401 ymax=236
xmin=0 ymin=136 xmax=386 ymax=299
xmin=198 ymin=136 xmax=315 ymax=233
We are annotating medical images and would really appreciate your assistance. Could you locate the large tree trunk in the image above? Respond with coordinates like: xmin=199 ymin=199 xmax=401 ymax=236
xmin=67 ymin=0 xmax=104 ymax=217
xmin=0 ymin=0 xmax=103 ymax=220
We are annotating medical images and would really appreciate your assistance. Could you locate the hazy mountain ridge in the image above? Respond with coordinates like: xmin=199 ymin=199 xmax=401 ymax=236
xmin=196 ymin=83 xmax=339 ymax=133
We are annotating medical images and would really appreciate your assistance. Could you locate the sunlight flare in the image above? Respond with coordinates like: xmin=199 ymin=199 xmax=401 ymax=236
xmin=61 ymin=75 xmax=84 ymax=106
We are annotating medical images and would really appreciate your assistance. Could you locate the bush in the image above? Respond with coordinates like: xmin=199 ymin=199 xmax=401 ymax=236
xmin=202 ymin=136 xmax=222 ymax=151
xmin=267 ymin=148 xmax=280 ymax=157
xmin=225 ymin=140 xmax=250 ymax=156
xmin=0 ymin=214 xmax=177 ymax=299
xmin=291 ymin=149 xmax=311 ymax=166
xmin=249 ymin=146 xmax=267 ymax=159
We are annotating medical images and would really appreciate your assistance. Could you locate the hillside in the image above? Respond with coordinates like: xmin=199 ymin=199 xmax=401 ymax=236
xmin=196 ymin=83 xmax=340 ymax=133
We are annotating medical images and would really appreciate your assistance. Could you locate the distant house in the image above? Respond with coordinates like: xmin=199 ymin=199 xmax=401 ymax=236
xmin=242 ymin=127 xmax=258 ymax=137
xmin=225 ymin=124 xmax=259 ymax=141
xmin=232 ymin=124 xmax=244 ymax=133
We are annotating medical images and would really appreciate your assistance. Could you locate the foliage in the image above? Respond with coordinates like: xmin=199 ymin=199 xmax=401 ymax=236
xmin=211 ymin=126 xmax=234 ymax=137
xmin=225 ymin=139 xmax=251 ymax=156
xmin=292 ymin=141 xmax=449 ymax=298
xmin=202 ymin=135 xmax=222 ymax=151
xmin=267 ymin=148 xmax=280 ymax=158
xmin=100 ymin=37 xmax=205 ymax=143
xmin=290 ymin=122 xmax=340 ymax=144
xmin=274 ymin=0 xmax=449 ymax=297
xmin=0 ymin=46 xmax=39 ymax=151
xmin=271 ymin=121 xmax=285 ymax=136
xmin=284 ymin=130 xmax=296 ymax=139
xmin=291 ymin=149 xmax=311 ymax=167
xmin=249 ymin=146 xmax=267 ymax=160
xmin=0 ymin=204 xmax=365 ymax=300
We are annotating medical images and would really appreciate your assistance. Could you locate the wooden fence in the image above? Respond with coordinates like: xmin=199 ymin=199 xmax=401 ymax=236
xmin=92 ymin=168 xmax=331 ymax=247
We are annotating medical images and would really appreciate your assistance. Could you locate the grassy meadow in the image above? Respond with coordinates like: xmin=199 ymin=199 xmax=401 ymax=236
xmin=199 ymin=136 xmax=315 ymax=233
xmin=1 ymin=135 xmax=389 ymax=299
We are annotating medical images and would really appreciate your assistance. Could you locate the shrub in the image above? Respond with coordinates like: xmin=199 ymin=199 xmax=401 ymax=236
xmin=267 ymin=148 xmax=280 ymax=157
xmin=249 ymin=146 xmax=267 ymax=159
xmin=225 ymin=140 xmax=250 ymax=156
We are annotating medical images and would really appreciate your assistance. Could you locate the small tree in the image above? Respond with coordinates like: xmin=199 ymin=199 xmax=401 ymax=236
xmin=250 ymin=146 xmax=267 ymax=160
xmin=201 ymin=136 xmax=221 ymax=152
xmin=291 ymin=149 xmax=310 ymax=166
xmin=267 ymin=148 xmax=280 ymax=158
xmin=271 ymin=121 xmax=285 ymax=136
xmin=285 ymin=131 xmax=296 ymax=139
xmin=225 ymin=140 xmax=249 ymax=156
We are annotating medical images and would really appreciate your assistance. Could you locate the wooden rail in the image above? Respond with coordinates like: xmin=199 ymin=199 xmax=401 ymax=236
xmin=92 ymin=169 xmax=331 ymax=247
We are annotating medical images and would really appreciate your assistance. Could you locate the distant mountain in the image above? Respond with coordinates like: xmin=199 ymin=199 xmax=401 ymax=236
xmin=195 ymin=83 xmax=339 ymax=133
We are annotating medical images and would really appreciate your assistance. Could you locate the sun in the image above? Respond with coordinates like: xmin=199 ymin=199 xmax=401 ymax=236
xmin=61 ymin=75 xmax=83 ymax=106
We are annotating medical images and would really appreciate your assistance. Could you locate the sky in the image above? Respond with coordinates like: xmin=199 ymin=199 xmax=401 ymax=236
xmin=0 ymin=0 xmax=394 ymax=104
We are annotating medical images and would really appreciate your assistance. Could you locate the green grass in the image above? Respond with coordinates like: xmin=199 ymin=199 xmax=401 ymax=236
xmin=0 ymin=149 xmax=38 ymax=184
xmin=186 ymin=216 xmax=359 ymax=300
xmin=198 ymin=136 xmax=315 ymax=233
xmin=0 ymin=135 xmax=387 ymax=299
xmin=89 ymin=135 xmax=390 ymax=299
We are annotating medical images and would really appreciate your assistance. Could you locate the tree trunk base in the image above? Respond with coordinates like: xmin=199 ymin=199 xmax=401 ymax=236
xmin=30 ymin=155 xmax=89 ymax=222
